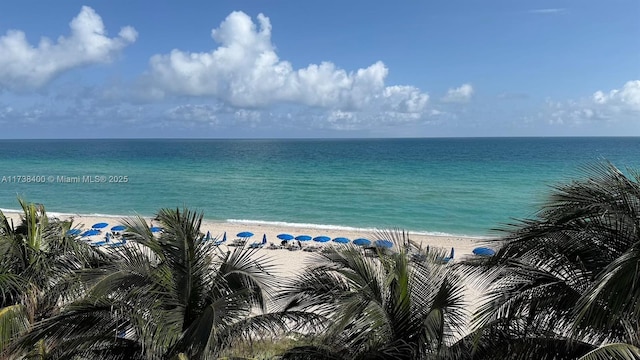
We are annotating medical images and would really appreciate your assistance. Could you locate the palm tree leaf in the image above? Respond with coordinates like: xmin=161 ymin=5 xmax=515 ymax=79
xmin=578 ymin=343 xmax=640 ymax=360
xmin=0 ymin=304 xmax=29 ymax=353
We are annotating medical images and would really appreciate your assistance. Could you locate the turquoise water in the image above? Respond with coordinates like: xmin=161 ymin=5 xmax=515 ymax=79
xmin=0 ymin=138 xmax=638 ymax=237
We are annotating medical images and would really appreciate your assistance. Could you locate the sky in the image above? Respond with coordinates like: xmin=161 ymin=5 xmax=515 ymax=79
xmin=0 ymin=0 xmax=638 ymax=138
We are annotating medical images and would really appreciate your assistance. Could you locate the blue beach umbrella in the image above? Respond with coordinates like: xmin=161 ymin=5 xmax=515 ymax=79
xmin=92 ymin=222 xmax=108 ymax=229
xmin=472 ymin=247 xmax=496 ymax=256
xmin=111 ymin=225 xmax=126 ymax=232
xmin=277 ymin=233 xmax=294 ymax=241
xmin=332 ymin=237 xmax=350 ymax=244
xmin=150 ymin=226 xmax=163 ymax=233
xmin=237 ymin=231 xmax=254 ymax=238
xmin=374 ymin=240 xmax=393 ymax=249
xmin=67 ymin=229 xmax=82 ymax=236
xmin=82 ymin=229 xmax=100 ymax=237
xmin=295 ymin=235 xmax=312 ymax=242
xmin=204 ymin=231 xmax=212 ymax=241
xmin=313 ymin=236 xmax=331 ymax=243
xmin=353 ymin=238 xmax=371 ymax=246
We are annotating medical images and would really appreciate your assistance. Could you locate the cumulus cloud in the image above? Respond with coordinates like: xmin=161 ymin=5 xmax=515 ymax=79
xmin=382 ymin=86 xmax=429 ymax=112
xmin=545 ymin=80 xmax=640 ymax=126
xmin=144 ymin=11 xmax=428 ymax=115
xmin=592 ymin=80 xmax=640 ymax=112
xmin=0 ymin=6 xmax=137 ymax=91
xmin=442 ymin=83 xmax=474 ymax=103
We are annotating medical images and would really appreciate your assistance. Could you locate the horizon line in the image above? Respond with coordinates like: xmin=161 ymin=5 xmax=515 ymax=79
xmin=1 ymin=135 xmax=639 ymax=141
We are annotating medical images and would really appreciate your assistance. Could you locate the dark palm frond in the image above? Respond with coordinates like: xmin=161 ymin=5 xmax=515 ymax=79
xmin=214 ymin=246 xmax=279 ymax=314
xmin=575 ymin=246 xmax=640 ymax=334
xmin=462 ymin=161 xmax=640 ymax=359
xmin=9 ymin=297 xmax=139 ymax=358
xmin=0 ymin=304 xmax=29 ymax=354
xmin=277 ymin=230 xmax=468 ymax=360
xmin=15 ymin=206 xmax=288 ymax=360
xmin=281 ymin=344 xmax=347 ymax=360
xmin=0 ymin=199 xmax=119 ymax=357
xmin=578 ymin=343 xmax=640 ymax=360
xmin=447 ymin=328 xmax=598 ymax=360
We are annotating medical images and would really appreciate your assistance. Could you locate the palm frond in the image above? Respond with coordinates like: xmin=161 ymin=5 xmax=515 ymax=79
xmin=578 ymin=343 xmax=640 ymax=360
xmin=0 ymin=304 xmax=29 ymax=353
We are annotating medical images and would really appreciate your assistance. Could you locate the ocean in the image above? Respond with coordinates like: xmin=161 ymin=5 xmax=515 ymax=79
xmin=0 ymin=137 xmax=637 ymax=237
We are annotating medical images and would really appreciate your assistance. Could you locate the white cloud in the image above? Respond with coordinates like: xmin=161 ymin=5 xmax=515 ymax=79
xmin=592 ymin=80 xmax=640 ymax=112
xmin=382 ymin=86 xmax=429 ymax=112
xmin=0 ymin=6 xmax=137 ymax=91
xmin=144 ymin=11 xmax=428 ymax=115
xmin=0 ymin=106 xmax=13 ymax=118
xmin=544 ymin=80 xmax=640 ymax=126
xmin=442 ymin=83 xmax=474 ymax=103
xmin=166 ymin=104 xmax=221 ymax=125
xmin=234 ymin=109 xmax=262 ymax=127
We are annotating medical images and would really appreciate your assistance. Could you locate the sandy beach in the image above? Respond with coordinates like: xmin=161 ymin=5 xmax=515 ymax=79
xmin=4 ymin=211 xmax=488 ymax=273
xmin=6 ymin=209 xmax=487 ymax=274
xmin=4 ymin=210 xmax=491 ymax=280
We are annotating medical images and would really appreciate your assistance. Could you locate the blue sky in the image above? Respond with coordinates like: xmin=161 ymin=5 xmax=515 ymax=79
xmin=0 ymin=1 xmax=638 ymax=138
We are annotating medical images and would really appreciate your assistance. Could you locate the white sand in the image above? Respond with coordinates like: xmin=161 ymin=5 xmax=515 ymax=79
xmin=3 ymin=211 xmax=490 ymax=270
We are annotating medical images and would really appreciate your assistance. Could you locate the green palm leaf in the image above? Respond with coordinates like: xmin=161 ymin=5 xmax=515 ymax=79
xmin=578 ymin=343 xmax=640 ymax=360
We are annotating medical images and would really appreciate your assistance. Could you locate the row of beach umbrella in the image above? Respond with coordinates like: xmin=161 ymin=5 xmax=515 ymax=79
xmin=203 ymin=231 xmax=394 ymax=249
xmin=69 ymin=225 xmax=389 ymax=248
xmin=67 ymin=226 xmax=496 ymax=258
xmin=272 ymin=233 xmax=392 ymax=248
xmin=67 ymin=222 xmax=164 ymax=238
xmin=219 ymin=231 xmax=492 ymax=257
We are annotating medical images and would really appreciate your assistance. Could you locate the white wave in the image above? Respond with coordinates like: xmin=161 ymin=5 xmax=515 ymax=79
xmin=225 ymin=218 xmax=488 ymax=239
xmin=0 ymin=207 xmax=487 ymax=239
xmin=0 ymin=207 xmax=139 ymax=220
xmin=0 ymin=207 xmax=22 ymax=214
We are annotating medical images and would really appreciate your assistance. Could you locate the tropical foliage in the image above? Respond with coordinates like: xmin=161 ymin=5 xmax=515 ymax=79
xmin=277 ymin=230 xmax=467 ymax=360
xmin=11 ymin=207 xmax=311 ymax=360
xmin=457 ymin=162 xmax=640 ymax=359
xmin=0 ymin=199 xmax=105 ymax=358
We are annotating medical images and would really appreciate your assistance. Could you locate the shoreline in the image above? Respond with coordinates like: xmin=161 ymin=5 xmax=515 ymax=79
xmin=0 ymin=207 xmax=491 ymax=240
xmin=2 ymin=209 xmax=491 ymax=262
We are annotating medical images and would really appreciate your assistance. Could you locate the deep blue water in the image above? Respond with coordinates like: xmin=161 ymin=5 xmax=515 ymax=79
xmin=0 ymin=137 xmax=638 ymax=237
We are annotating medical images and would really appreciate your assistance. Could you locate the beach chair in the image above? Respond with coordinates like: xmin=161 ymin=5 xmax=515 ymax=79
xmin=437 ymin=247 xmax=455 ymax=264
xmin=230 ymin=231 xmax=254 ymax=247
xmin=110 ymin=239 xmax=127 ymax=248
xmin=287 ymin=244 xmax=300 ymax=251
xmin=249 ymin=234 xmax=267 ymax=249
xmin=90 ymin=233 xmax=112 ymax=247
xmin=213 ymin=232 xmax=227 ymax=246
xmin=363 ymin=246 xmax=379 ymax=257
